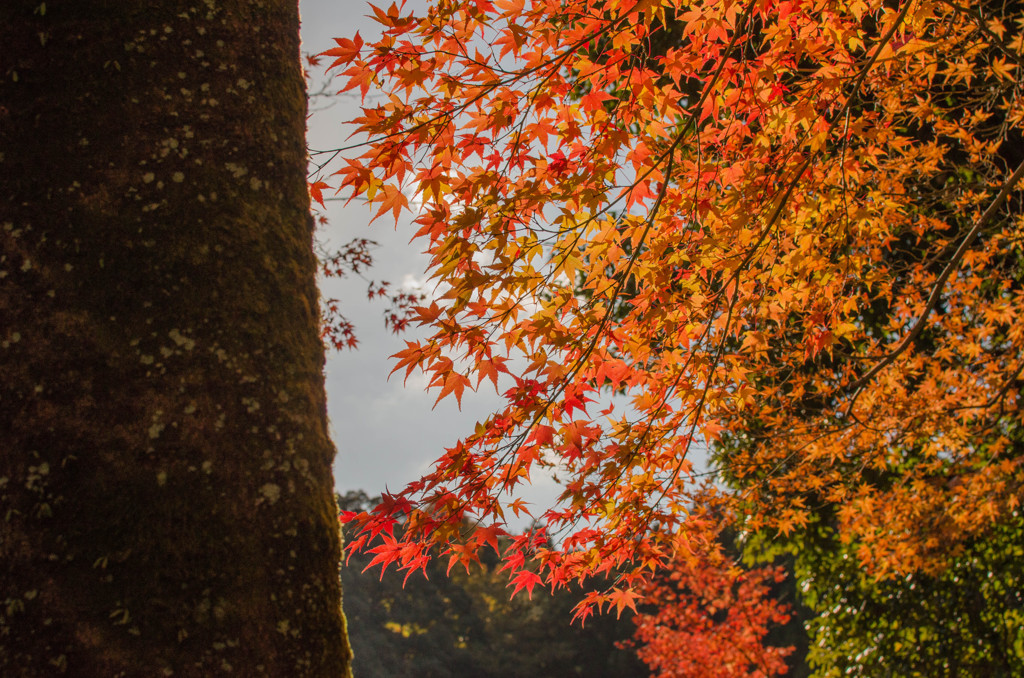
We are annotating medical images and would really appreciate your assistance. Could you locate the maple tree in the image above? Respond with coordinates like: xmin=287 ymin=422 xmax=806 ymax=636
xmin=625 ymin=528 xmax=795 ymax=678
xmin=322 ymin=0 xmax=1024 ymax=632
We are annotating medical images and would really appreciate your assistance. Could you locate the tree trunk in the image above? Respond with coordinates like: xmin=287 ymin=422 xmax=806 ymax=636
xmin=0 ymin=1 xmax=352 ymax=675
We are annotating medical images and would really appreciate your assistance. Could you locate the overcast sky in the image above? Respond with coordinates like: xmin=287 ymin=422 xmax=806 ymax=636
xmin=298 ymin=0 xmax=564 ymax=515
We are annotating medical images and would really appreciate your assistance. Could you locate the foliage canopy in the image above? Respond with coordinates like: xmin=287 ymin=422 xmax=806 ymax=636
xmin=322 ymin=0 xmax=1024 ymax=624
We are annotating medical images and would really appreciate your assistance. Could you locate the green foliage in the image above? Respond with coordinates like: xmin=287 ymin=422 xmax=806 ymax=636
xmin=794 ymin=512 xmax=1024 ymax=678
xmin=738 ymin=511 xmax=1024 ymax=678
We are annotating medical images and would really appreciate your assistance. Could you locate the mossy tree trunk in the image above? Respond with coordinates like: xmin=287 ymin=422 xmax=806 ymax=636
xmin=0 ymin=1 xmax=352 ymax=675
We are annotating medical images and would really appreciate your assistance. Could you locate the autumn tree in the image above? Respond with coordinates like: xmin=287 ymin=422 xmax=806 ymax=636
xmin=325 ymin=0 xmax=1024 ymax=645
xmin=0 ymin=1 xmax=351 ymax=674
xmin=700 ymin=0 xmax=1024 ymax=668
xmin=625 ymin=527 xmax=796 ymax=678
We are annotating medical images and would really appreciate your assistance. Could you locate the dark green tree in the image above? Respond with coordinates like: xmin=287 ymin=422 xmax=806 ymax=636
xmin=784 ymin=512 xmax=1024 ymax=677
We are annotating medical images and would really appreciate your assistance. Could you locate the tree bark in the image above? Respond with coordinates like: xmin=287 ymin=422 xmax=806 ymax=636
xmin=0 ymin=1 xmax=352 ymax=675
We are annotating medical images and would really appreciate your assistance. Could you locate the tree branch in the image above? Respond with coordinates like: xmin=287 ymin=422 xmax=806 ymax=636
xmin=848 ymin=157 xmax=1024 ymax=395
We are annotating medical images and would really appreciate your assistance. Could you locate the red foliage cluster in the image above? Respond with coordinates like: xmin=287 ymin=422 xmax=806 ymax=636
xmin=627 ymin=549 xmax=792 ymax=678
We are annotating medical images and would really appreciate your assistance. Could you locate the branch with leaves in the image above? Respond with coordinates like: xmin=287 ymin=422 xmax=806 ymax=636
xmin=320 ymin=0 xmax=1024 ymax=624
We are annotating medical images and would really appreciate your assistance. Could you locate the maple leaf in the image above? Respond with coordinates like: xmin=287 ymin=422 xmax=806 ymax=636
xmin=309 ymin=180 xmax=329 ymax=208
xmin=608 ymin=587 xmax=641 ymax=618
xmin=528 ymin=424 xmax=555 ymax=447
xmin=433 ymin=370 xmax=471 ymax=409
xmin=508 ymin=569 xmax=543 ymax=599
xmin=571 ymin=591 xmax=604 ymax=627
xmin=369 ymin=183 xmax=409 ymax=223
xmin=321 ymin=33 xmax=364 ymax=69
xmin=472 ymin=524 xmax=506 ymax=554
xmin=475 ymin=356 xmax=508 ymax=390
xmin=390 ymin=341 xmax=428 ymax=384
xmin=363 ymin=536 xmax=402 ymax=578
